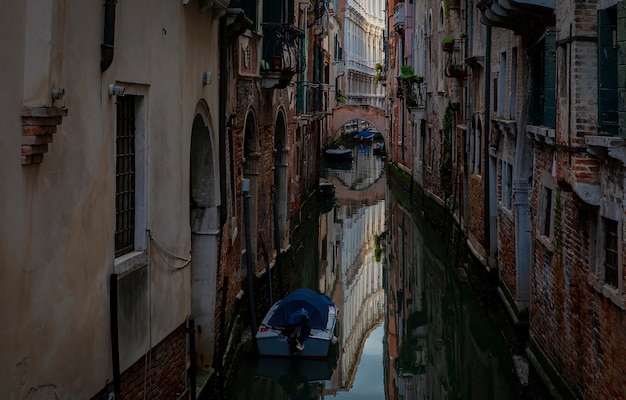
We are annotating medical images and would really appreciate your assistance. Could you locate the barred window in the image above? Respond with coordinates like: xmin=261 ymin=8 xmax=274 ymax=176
xmin=603 ymin=218 xmax=619 ymax=288
xmin=541 ymin=187 xmax=553 ymax=237
xmin=115 ymin=96 xmax=136 ymax=257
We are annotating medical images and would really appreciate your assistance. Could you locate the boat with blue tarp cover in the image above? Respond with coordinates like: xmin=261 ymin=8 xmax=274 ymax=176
xmin=256 ymin=288 xmax=339 ymax=358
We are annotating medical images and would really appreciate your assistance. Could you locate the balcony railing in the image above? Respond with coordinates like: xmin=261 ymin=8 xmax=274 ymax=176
xmin=261 ymin=23 xmax=305 ymax=89
xmin=393 ymin=2 xmax=405 ymax=32
xmin=397 ymin=76 xmax=426 ymax=109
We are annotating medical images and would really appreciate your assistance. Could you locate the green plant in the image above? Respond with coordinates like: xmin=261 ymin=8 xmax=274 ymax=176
xmin=400 ymin=65 xmax=415 ymax=77
xmin=442 ymin=36 xmax=455 ymax=44
xmin=460 ymin=32 xmax=468 ymax=40
xmin=397 ymin=65 xmax=424 ymax=100
xmin=375 ymin=62 xmax=385 ymax=86
xmin=336 ymin=90 xmax=346 ymax=104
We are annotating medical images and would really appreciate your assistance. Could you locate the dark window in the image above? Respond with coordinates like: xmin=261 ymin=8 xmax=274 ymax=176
xmin=530 ymin=30 xmax=556 ymax=128
xmin=542 ymin=187 xmax=552 ymax=237
xmin=603 ymin=218 xmax=619 ymax=287
xmin=115 ymin=96 xmax=136 ymax=257
xmin=493 ymin=77 xmax=498 ymax=114
xmin=598 ymin=8 xmax=618 ymax=135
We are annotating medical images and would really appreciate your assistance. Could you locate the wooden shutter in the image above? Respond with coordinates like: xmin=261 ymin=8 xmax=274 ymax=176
xmin=598 ymin=9 xmax=618 ymax=135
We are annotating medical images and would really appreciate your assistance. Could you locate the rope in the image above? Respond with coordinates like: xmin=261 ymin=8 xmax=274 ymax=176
xmin=147 ymin=230 xmax=191 ymax=270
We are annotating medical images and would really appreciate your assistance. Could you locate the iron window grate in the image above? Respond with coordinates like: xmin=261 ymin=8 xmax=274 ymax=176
xmin=115 ymin=96 xmax=136 ymax=257
xmin=603 ymin=218 xmax=619 ymax=288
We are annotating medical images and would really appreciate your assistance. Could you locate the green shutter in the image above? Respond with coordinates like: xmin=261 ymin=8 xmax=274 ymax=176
xmin=543 ymin=31 xmax=557 ymax=128
xmin=297 ymin=82 xmax=305 ymax=115
xmin=598 ymin=9 xmax=619 ymax=135
xmin=529 ymin=39 xmax=545 ymax=126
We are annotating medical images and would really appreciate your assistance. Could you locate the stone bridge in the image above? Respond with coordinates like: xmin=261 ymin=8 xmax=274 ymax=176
xmin=330 ymin=104 xmax=386 ymax=141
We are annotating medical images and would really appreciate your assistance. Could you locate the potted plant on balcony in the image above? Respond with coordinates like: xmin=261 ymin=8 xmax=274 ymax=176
xmin=396 ymin=65 xmax=424 ymax=100
xmin=442 ymin=36 xmax=455 ymax=53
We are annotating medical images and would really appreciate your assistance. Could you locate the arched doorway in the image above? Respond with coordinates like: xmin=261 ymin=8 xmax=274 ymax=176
xmin=189 ymin=105 xmax=219 ymax=369
xmin=243 ymin=110 xmax=259 ymax=268
xmin=273 ymin=109 xmax=288 ymax=249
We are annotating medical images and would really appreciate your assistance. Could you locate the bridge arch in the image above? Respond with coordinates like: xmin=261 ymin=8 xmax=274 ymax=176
xmin=330 ymin=104 xmax=386 ymax=142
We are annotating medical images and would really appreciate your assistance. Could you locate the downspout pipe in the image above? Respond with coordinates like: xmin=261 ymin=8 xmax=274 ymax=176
xmin=219 ymin=15 xmax=228 ymax=227
xmin=109 ymin=274 xmax=122 ymax=399
xmin=483 ymin=24 xmax=492 ymax=261
xmin=464 ymin=0 xmax=473 ymax=229
xmin=242 ymin=179 xmax=258 ymax=340
xmin=101 ymin=0 xmax=117 ymax=72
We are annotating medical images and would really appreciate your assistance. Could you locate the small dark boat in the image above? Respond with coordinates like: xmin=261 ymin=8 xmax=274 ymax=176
xmin=319 ymin=179 xmax=335 ymax=198
xmin=326 ymin=160 xmax=353 ymax=171
xmin=256 ymin=288 xmax=339 ymax=358
xmin=325 ymin=145 xmax=353 ymax=162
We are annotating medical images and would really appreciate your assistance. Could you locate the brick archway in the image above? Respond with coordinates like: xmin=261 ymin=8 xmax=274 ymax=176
xmin=331 ymin=104 xmax=386 ymax=141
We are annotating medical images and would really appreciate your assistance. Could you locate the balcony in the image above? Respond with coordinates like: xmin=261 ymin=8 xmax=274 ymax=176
xmin=397 ymin=75 xmax=426 ymax=109
xmin=393 ymin=2 xmax=405 ymax=33
xmin=477 ymin=0 xmax=555 ymax=34
xmin=260 ymin=23 xmax=305 ymax=89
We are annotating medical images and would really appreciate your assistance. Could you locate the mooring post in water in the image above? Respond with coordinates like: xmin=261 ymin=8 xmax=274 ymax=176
xmin=271 ymin=187 xmax=284 ymax=299
xmin=242 ymin=179 xmax=258 ymax=336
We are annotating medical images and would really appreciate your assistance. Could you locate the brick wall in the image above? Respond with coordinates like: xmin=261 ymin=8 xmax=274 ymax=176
xmin=120 ymin=323 xmax=187 ymax=400
xmin=498 ymin=210 xmax=516 ymax=298
xmin=468 ymin=174 xmax=485 ymax=246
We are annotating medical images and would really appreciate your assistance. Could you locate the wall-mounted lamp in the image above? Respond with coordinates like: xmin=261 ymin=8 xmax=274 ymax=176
xmin=202 ymin=71 xmax=212 ymax=87
xmin=109 ymin=84 xmax=126 ymax=97
xmin=51 ymin=87 xmax=65 ymax=100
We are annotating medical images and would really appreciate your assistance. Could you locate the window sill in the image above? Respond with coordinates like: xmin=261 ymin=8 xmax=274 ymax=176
xmin=499 ymin=204 xmax=513 ymax=221
xmin=535 ymin=233 xmax=554 ymax=253
xmin=587 ymin=275 xmax=626 ymax=310
xmin=115 ymin=250 xmax=148 ymax=275
xmin=528 ymin=125 xmax=556 ymax=146
xmin=586 ymin=135 xmax=626 ymax=166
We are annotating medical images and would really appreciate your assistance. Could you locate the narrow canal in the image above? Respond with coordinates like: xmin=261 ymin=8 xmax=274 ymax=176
xmin=224 ymin=142 xmax=534 ymax=399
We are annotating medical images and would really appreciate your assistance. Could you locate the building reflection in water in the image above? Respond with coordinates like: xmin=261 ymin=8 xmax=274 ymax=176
xmin=320 ymin=146 xmax=387 ymax=396
xmin=385 ymin=191 xmax=519 ymax=400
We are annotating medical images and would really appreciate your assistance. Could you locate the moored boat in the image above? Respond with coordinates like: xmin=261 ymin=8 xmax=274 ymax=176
xmin=319 ymin=178 xmax=335 ymax=198
xmin=325 ymin=145 xmax=353 ymax=162
xmin=256 ymin=288 xmax=339 ymax=358
xmin=353 ymin=130 xmax=374 ymax=142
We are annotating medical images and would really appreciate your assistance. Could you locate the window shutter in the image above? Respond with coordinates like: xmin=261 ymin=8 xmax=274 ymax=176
xmin=598 ymin=9 xmax=618 ymax=135
xmin=543 ymin=31 xmax=557 ymax=128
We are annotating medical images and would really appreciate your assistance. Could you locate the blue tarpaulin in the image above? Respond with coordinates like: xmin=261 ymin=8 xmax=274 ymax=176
xmin=268 ymin=288 xmax=331 ymax=330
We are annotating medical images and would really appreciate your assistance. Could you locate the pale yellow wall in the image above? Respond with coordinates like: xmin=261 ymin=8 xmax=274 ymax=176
xmin=1 ymin=0 xmax=222 ymax=397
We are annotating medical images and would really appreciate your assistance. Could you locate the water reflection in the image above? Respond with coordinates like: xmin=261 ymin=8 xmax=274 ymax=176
xmin=321 ymin=145 xmax=386 ymax=396
xmin=385 ymin=190 xmax=520 ymax=399
xmin=227 ymin=145 xmax=520 ymax=399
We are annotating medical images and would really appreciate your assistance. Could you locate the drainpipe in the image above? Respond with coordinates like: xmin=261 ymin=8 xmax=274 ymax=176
xmin=464 ymin=0 xmax=473 ymax=228
xmin=242 ymin=179 xmax=258 ymax=339
xmin=219 ymin=15 xmax=228 ymax=227
xmin=100 ymin=0 xmax=117 ymax=72
xmin=109 ymin=274 xmax=122 ymax=399
xmin=483 ymin=24 xmax=492 ymax=261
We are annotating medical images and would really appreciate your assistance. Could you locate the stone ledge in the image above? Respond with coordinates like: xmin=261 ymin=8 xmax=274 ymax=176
xmin=20 ymin=106 xmax=67 ymax=165
xmin=585 ymin=135 xmax=626 ymax=166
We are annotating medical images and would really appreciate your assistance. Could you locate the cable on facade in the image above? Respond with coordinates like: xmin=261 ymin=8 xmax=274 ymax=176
xmin=148 ymin=230 xmax=192 ymax=270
